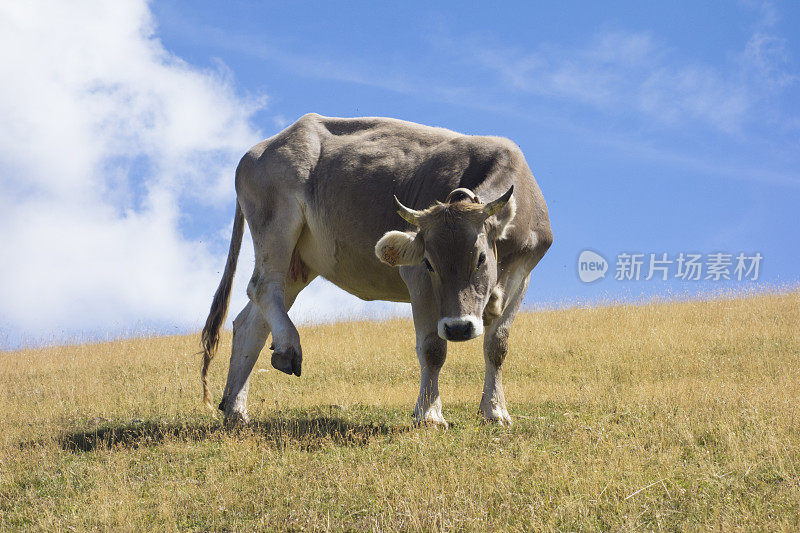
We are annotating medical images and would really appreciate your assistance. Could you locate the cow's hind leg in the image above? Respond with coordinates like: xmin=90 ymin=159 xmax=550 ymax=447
xmin=480 ymin=273 xmax=530 ymax=426
xmin=221 ymin=273 xmax=315 ymax=424
xmin=245 ymin=194 xmax=308 ymax=377
xmin=220 ymin=301 xmax=268 ymax=424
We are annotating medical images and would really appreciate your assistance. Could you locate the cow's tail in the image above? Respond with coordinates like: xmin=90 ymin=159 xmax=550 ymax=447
xmin=201 ymin=201 xmax=245 ymax=410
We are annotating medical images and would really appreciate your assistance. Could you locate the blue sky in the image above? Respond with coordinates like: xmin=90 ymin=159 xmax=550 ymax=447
xmin=155 ymin=0 xmax=800 ymax=303
xmin=0 ymin=1 xmax=798 ymax=347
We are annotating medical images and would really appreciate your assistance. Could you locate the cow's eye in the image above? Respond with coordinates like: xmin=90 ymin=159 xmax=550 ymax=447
xmin=423 ymin=258 xmax=435 ymax=273
xmin=477 ymin=252 xmax=486 ymax=268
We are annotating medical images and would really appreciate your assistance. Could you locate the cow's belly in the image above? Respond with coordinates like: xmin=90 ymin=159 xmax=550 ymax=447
xmin=322 ymin=269 xmax=410 ymax=302
xmin=296 ymin=223 xmax=411 ymax=303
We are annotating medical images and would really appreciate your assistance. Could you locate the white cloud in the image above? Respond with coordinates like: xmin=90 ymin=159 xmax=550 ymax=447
xmin=470 ymin=31 xmax=767 ymax=134
xmin=0 ymin=0 xmax=409 ymax=347
xmin=742 ymin=32 xmax=796 ymax=90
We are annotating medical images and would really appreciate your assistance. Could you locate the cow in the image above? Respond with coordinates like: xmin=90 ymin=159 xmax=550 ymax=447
xmin=201 ymin=113 xmax=552 ymax=427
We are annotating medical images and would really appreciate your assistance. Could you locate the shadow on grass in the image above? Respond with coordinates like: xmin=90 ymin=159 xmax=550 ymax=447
xmin=26 ymin=413 xmax=405 ymax=453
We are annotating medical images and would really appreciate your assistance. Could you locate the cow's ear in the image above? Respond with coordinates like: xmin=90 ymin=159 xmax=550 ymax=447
xmin=375 ymin=230 xmax=424 ymax=266
xmin=485 ymin=195 xmax=517 ymax=241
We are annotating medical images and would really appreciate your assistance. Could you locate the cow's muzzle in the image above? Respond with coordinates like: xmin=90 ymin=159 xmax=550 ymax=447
xmin=437 ymin=316 xmax=483 ymax=342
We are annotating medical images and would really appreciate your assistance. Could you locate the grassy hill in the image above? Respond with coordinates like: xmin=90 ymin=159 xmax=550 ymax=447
xmin=1 ymin=290 xmax=799 ymax=530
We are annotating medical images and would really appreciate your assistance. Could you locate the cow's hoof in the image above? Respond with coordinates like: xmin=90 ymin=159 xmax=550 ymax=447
xmin=481 ymin=415 xmax=512 ymax=427
xmin=270 ymin=345 xmax=302 ymax=377
xmin=479 ymin=408 xmax=513 ymax=427
xmin=413 ymin=408 xmax=449 ymax=429
xmin=414 ymin=417 xmax=449 ymax=429
xmin=224 ymin=410 xmax=249 ymax=427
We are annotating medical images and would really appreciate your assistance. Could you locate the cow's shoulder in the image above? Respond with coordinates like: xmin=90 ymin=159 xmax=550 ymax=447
xmin=456 ymin=137 xmax=551 ymax=260
xmin=463 ymin=135 xmax=525 ymax=164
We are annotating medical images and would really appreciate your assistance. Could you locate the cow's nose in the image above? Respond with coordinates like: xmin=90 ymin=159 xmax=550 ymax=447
xmin=444 ymin=322 xmax=473 ymax=341
xmin=438 ymin=316 xmax=483 ymax=341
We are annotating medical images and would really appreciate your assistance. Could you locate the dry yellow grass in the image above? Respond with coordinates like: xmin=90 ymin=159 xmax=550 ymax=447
xmin=1 ymin=290 xmax=799 ymax=530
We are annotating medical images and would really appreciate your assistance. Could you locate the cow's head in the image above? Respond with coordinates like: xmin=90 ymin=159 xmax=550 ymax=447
xmin=375 ymin=187 xmax=516 ymax=342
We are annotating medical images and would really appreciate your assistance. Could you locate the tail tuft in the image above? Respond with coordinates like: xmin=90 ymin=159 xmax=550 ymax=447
xmin=200 ymin=202 xmax=245 ymax=411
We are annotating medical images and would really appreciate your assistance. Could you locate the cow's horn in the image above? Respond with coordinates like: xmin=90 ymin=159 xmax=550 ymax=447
xmin=445 ymin=188 xmax=480 ymax=204
xmin=483 ymin=185 xmax=514 ymax=217
xmin=394 ymin=195 xmax=422 ymax=226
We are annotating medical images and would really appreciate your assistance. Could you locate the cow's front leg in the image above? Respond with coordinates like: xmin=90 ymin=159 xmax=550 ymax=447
xmin=414 ymin=332 xmax=448 ymax=428
xmin=481 ymin=326 xmax=512 ymax=425
xmin=401 ymin=267 xmax=449 ymax=428
xmin=480 ymin=273 xmax=530 ymax=425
